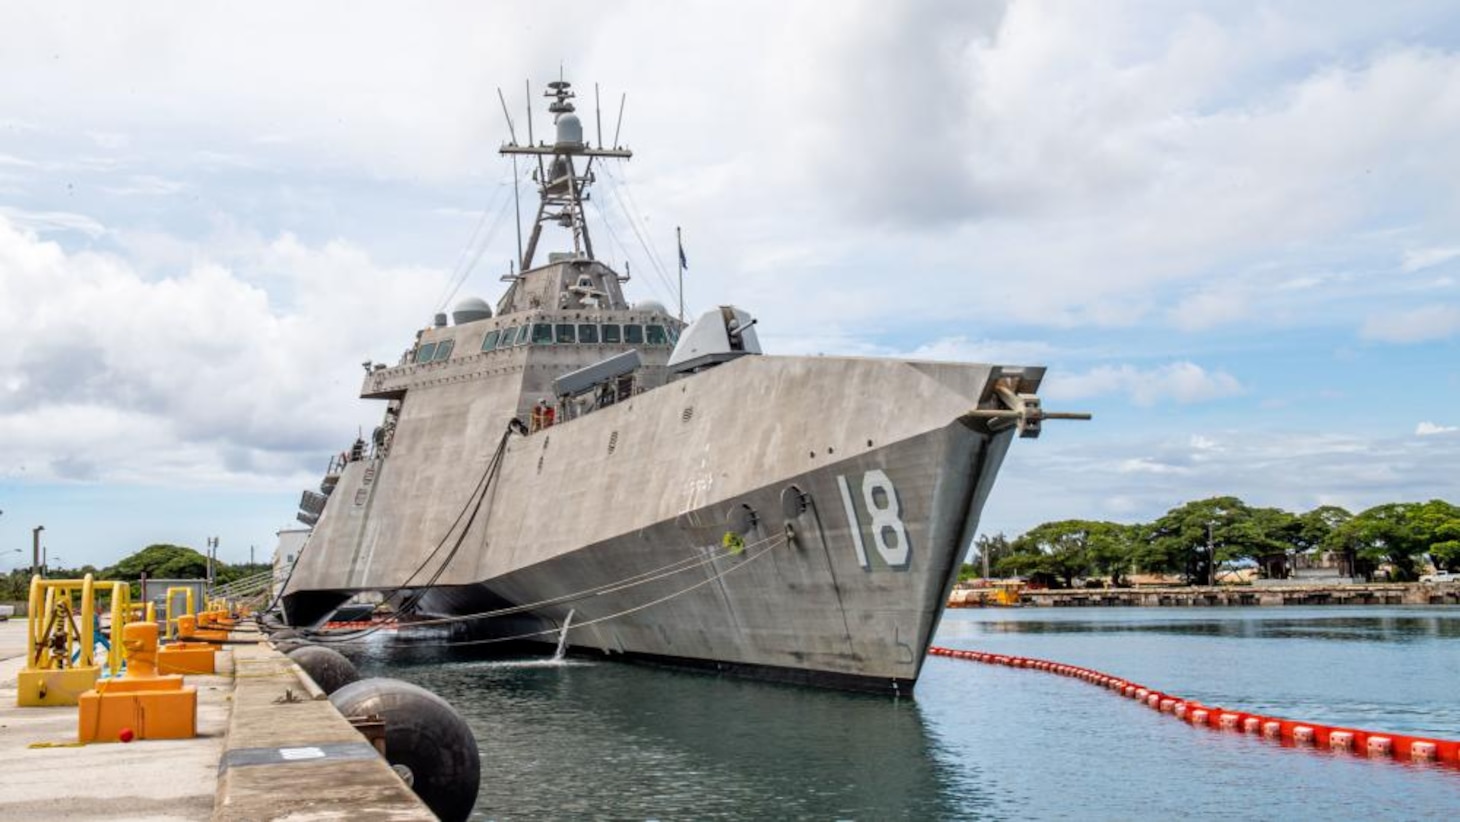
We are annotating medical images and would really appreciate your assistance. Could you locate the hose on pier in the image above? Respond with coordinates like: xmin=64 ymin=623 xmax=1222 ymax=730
xmin=930 ymin=646 xmax=1460 ymax=768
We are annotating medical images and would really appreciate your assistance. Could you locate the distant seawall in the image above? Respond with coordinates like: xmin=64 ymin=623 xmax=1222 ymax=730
xmin=950 ymin=583 xmax=1460 ymax=608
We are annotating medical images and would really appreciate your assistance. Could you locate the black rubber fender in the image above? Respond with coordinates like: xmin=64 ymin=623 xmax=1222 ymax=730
xmin=330 ymin=677 xmax=481 ymax=822
xmin=286 ymin=645 xmax=360 ymax=695
xmin=273 ymin=638 xmax=313 ymax=654
xmin=268 ymin=628 xmax=302 ymax=641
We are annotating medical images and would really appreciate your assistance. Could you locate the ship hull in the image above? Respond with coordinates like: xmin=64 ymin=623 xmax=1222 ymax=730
xmin=284 ymin=355 xmax=1036 ymax=693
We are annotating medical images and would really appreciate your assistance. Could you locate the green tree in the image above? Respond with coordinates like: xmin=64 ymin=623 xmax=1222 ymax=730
xmin=1234 ymin=506 xmax=1299 ymax=580
xmin=996 ymin=520 xmax=1123 ymax=589
xmin=961 ymin=532 xmax=1011 ymax=581
xmin=1326 ymin=503 xmax=1448 ymax=581
xmin=1412 ymin=500 xmax=1460 ymax=572
xmin=1295 ymin=505 xmax=1353 ymax=575
xmin=103 ymin=543 xmax=210 ymax=581
xmin=1145 ymin=496 xmax=1257 ymax=584
xmin=1086 ymin=522 xmax=1138 ymax=587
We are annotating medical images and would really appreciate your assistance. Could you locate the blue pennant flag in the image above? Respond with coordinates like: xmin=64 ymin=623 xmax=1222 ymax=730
xmin=678 ymin=237 xmax=688 ymax=270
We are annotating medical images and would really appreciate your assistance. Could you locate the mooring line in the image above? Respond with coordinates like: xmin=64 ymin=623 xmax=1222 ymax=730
xmin=930 ymin=646 xmax=1460 ymax=768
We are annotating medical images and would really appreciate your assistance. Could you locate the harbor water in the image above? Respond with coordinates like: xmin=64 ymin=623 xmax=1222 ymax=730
xmin=347 ymin=607 xmax=1460 ymax=820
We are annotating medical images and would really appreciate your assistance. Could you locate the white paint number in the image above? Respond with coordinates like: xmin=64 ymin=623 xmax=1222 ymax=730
xmin=836 ymin=470 xmax=910 ymax=569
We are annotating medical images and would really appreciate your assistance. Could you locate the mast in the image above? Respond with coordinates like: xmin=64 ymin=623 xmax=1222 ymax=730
xmin=501 ymin=79 xmax=632 ymax=271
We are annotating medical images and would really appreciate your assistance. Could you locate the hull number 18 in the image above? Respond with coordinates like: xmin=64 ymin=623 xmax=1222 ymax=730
xmin=835 ymin=470 xmax=910 ymax=569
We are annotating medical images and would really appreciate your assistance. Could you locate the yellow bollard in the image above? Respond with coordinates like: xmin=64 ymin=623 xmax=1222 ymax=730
xmin=158 ymin=615 xmax=219 ymax=675
xmin=164 ymin=586 xmax=196 ymax=641
xmin=177 ymin=612 xmax=230 ymax=644
xmin=78 ymin=622 xmax=197 ymax=743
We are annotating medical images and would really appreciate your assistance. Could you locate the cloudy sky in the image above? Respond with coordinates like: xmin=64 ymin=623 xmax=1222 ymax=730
xmin=1 ymin=1 xmax=1457 ymax=570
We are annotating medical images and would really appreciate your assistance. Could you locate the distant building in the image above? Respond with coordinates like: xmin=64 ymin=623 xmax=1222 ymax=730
xmin=271 ymin=528 xmax=311 ymax=600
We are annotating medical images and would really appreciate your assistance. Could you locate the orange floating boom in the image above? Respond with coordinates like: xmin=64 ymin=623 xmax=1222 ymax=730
xmin=929 ymin=646 xmax=1460 ymax=767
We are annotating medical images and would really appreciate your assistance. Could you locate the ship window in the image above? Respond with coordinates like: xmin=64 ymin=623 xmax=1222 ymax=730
xmin=646 ymin=325 xmax=667 ymax=346
xmin=668 ymin=326 xmax=680 ymax=345
xmin=601 ymin=324 xmax=622 ymax=344
xmin=433 ymin=339 xmax=455 ymax=361
xmin=415 ymin=342 xmax=437 ymax=363
xmin=481 ymin=330 xmax=501 ymax=351
xmin=532 ymin=323 xmax=554 ymax=345
xmin=555 ymin=323 xmax=576 ymax=344
xmin=624 ymin=324 xmax=644 ymax=344
xmin=517 ymin=325 xmax=532 ymax=346
xmin=578 ymin=324 xmax=599 ymax=344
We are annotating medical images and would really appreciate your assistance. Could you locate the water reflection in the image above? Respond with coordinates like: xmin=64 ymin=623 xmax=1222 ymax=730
xmin=961 ymin=607 xmax=1460 ymax=643
xmin=337 ymin=608 xmax=1460 ymax=821
xmin=346 ymin=643 xmax=985 ymax=821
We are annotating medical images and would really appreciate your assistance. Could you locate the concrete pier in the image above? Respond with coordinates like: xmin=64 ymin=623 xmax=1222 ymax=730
xmin=0 ymin=620 xmax=230 ymax=820
xmin=0 ymin=619 xmax=435 ymax=821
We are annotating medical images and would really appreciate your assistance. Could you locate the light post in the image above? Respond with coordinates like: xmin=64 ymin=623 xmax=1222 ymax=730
xmin=1205 ymin=521 xmax=1217 ymax=587
xmin=31 ymin=525 xmax=44 ymax=579
xmin=206 ymin=536 xmax=219 ymax=586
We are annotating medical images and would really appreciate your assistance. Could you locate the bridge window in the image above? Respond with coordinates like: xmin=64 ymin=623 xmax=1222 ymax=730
xmin=646 ymin=325 xmax=667 ymax=346
xmin=481 ymin=329 xmax=501 ymax=351
xmin=601 ymin=324 xmax=621 ymax=344
xmin=415 ymin=342 xmax=437 ymax=363
xmin=555 ymin=323 xmax=576 ymax=344
xmin=433 ymin=339 xmax=455 ymax=361
xmin=532 ymin=323 xmax=554 ymax=344
xmin=517 ymin=325 xmax=532 ymax=346
xmin=578 ymin=324 xmax=599 ymax=344
xmin=624 ymin=324 xmax=644 ymax=345
xmin=668 ymin=326 xmax=680 ymax=345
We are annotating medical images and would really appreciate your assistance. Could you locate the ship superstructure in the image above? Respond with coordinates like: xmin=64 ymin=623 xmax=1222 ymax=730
xmin=281 ymin=79 xmax=1084 ymax=693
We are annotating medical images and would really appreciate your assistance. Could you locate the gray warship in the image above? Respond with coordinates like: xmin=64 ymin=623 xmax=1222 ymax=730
xmin=280 ymin=79 xmax=1086 ymax=693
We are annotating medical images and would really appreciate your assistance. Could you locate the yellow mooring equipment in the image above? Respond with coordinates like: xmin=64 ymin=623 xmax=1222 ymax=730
xmin=159 ymin=614 xmax=220 ymax=675
xmin=163 ymin=586 xmax=196 ymax=641
xmin=18 ymin=575 xmax=131 ymax=707
xmin=78 ymin=620 xmax=197 ymax=743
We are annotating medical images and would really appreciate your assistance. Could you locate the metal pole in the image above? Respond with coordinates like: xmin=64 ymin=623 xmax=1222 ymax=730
xmin=498 ymin=87 xmax=525 ymax=270
xmin=676 ymin=226 xmax=684 ymax=323
xmin=1206 ymin=522 xmax=1214 ymax=587
xmin=31 ymin=525 xmax=43 ymax=579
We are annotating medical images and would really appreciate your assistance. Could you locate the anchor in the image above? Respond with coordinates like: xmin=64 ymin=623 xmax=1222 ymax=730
xmin=963 ymin=376 xmax=1092 ymax=438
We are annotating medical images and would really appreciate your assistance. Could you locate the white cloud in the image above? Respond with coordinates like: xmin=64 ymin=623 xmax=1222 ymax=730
xmin=1416 ymin=421 xmax=1458 ymax=436
xmin=1 ymin=3 xmax=1457 ymax=336
xmin=900 ymin=336 xmax=1058 ymax=365
xmin=101 ymin=174 xmax=185 ymax=197
xmin=1117 ymin=458 xmax=1189 ymax=475
xmin=0 ymin=214 xmax=448 ymax=487
xmin=1402 ymin=247 xmax=1460 ymax=273
xmin=0 ymin=207 xmax=106 ymax=237
xmin=1044 ymin=361 xmax=1243 ymax=406
xmin=1360 ymin=305 xmax=1460 ymax=343
xmin=1169 ymin=288 xmax=1250 ymax=331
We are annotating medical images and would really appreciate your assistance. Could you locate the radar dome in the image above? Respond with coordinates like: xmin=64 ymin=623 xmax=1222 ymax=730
xmin=635 ymin=300 xmax=668 ymax=315
xmin=555 ymin=113 xmax=584 ymax=147
xmin=451 ymin=296 xmax=493 ymax=325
